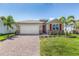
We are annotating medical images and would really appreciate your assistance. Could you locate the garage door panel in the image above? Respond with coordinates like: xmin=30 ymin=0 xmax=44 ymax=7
xmin=20 ymin=24 xmax=39 ymax=34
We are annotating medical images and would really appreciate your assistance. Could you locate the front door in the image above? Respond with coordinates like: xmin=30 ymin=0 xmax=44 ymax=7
xmin=42 ymin=25 xmax=46 ymax=33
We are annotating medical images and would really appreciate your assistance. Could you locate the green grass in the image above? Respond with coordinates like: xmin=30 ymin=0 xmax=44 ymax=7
xmin=0 ymin=35 xmax=7 ymax=41
xmin=0 ymin=33 xmax=15 ymax=41
xmin=40 ymin=34 xmax=79 ymax=56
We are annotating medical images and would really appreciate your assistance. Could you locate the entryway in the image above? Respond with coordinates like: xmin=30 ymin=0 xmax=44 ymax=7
xmin=42 ymin=24 xmax=46 ymax=34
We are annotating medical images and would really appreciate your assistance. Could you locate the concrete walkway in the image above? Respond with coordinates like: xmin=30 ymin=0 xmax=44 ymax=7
xmin=0 ymin=35 xmax=39 ymax=56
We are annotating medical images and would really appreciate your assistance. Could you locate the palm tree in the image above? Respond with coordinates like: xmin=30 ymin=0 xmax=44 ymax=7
xmin=6 ymin=16 xmax=15 ymax=29
xmin=65 ymin=16 xmax=75 ymax=34
xmin=66 ymin=16 xmax=75 ymax=24
xmin=6 ymin=16 xmax=15 ymax=36
xmin=76 ymin=20 xmax=79 ymax=28
xmin=59 ymin=16 xmax=75 ymax=35
xmin=59 ymin=16 xmax=66 ymax=36
xmin=1 ymin=16 xmax=15 ymax=38
xmin=59 ymin=16 xmax=66 ymax=24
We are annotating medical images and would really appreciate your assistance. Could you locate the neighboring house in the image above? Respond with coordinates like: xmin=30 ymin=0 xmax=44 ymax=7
xmin=64 ymin=24 xmax=75 ymax=33
xmin=0 ymin=19 xmax=7 ymax=34
xmin=64 ymin=21 xmax=75 ymax=33
xmin=0 ymin=19 xmax=16 ymax=35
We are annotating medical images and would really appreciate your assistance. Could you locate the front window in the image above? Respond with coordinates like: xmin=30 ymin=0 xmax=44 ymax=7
xmin=53 ymin=24 xmax=59 ymax=30
xmin=53 ymin=24 xmax=55 ymax=30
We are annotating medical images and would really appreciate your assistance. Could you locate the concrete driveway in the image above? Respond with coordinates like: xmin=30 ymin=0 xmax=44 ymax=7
xmin=0 ymin=35 xmax=39 ymax=56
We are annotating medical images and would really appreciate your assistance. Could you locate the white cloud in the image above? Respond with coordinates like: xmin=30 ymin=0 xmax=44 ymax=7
xmin=49 ymin=17 xmax=55 ymax=20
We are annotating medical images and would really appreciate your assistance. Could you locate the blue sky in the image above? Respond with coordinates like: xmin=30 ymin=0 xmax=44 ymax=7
xmin=0 ymin=3 xmax=79 ymax=21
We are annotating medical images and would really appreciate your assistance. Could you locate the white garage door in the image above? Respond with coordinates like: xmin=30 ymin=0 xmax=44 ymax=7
xmin=19 ymin=24 xmax=39 ymax=34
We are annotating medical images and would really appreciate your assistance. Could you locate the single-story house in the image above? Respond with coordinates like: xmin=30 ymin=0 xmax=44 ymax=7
xmin=0 ymin=18 xmax=75 ymax=35
xmin=16 ymin=19 xmax=65 ymax=35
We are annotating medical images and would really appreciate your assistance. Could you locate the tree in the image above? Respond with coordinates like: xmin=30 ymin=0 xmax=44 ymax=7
xmin=6 ymin=16 xmax=15 ymax=34
xmin=66 ymin=16 xmax=75 ymax=24
xmin=0 ymin=16 xmax=15 ymax=38
xmin=76 ymin=20 xmax=79 ymax=28
xmin=0 ymin=16 xmax=6 ymax=25
xmin=59 ymin=16 xmax=76 ymax=35
xmin=59 ymin=16 xmax=67 ymax=35
xmin=65 ymin=16 xmax=76 ymax=34
xmin=59 ymin=16 xmax=66 ymax=24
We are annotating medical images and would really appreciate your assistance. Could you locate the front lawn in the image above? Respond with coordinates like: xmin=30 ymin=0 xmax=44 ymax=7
xmin=0 ymin=34 xmax=15 ymax=41
xmin=40 ymin=34 xmax=79 ymax=56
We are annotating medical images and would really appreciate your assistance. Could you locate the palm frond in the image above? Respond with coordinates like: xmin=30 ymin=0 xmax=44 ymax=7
xmin=59 ymin=16 xmax=66 ymax=24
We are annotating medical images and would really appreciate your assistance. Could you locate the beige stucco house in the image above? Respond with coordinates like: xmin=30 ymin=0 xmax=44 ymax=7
xmin=16 ymin=19 xmax=64 ymax=35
